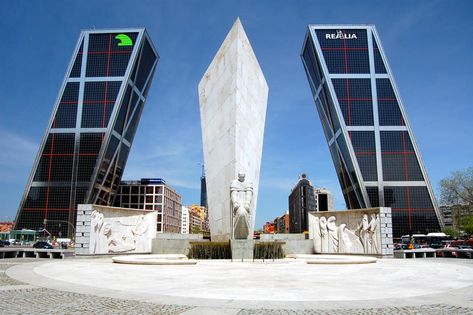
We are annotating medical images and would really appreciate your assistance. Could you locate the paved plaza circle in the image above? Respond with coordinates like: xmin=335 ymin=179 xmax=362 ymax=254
xmin=6 ymin=257 xmax=473 ymax=311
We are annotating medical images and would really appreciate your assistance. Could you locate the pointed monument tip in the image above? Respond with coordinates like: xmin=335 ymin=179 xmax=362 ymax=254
xmin=233 ymin=17 xmax=243 ymax=28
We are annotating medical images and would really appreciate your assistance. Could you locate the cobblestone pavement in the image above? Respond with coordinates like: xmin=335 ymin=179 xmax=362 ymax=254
xmin=0 ymin=261 xmax=25 ymax=286
xmin=237 ymin=305 xmax=473 ymax=315
xmin=1 ymin=287 xmax=193 ymax=315
xmin=2 ymin=259 xmax=473 ymax=314
xmin=0 ymin=261 xmax=193 ymax=314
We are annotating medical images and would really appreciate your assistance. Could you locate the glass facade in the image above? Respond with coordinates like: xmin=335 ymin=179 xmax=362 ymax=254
xmin=301 ymin=25 xmax=442 ymax=237
xmin=14 ymin=29 xmax=159 ymax=238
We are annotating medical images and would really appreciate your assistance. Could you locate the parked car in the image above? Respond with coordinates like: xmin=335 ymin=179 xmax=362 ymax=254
xmin=429 ymin=242 xmax=444 ymax=249
xmin=0 ymin=240 xmax=10 ymax=246
xmin=416 ymin=244 xmax=432 ymax=249
xmin=394 ymin=243 xmax=408 ymax=250
xmin=32 ymin=241 xmax=53 ymax=249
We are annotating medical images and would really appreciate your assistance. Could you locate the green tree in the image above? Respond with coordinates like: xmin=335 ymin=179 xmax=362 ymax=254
xmin=441 ymin=226 xmax=460 ymax=238
xmin=440 ymin=166 xmax=473 ymax=206
xmin=191 ymin=225 xmax=202 ymax=234
xmin=459 ymin=215 xmax=473 ymax=235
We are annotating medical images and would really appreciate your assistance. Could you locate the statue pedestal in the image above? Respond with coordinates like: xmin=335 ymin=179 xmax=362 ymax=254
xmin=231 ymin=240 xmax=254 ymax=260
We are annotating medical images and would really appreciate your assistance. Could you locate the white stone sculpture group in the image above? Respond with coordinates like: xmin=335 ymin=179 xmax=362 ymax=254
xmin=90 ymin=210 xmax=149 ymax=254
xmin=313 ymin=213 xmax=381 ymax=254
xmin=230 ymin=173 xmax=254 ymax=239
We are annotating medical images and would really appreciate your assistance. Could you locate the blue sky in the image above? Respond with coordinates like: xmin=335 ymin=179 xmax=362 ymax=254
xmin=0 ymin=1 xmax=472 ymax=227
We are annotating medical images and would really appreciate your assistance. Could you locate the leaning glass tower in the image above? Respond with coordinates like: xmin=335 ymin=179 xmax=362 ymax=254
xmin=301 ymin=25 xmax=442 ymax=237
xmin=14 ymin=29 xmax=159 ymax=238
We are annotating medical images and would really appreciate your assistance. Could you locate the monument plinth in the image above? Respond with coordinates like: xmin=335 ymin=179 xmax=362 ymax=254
xmin=199 ymin=18 xmax=268 ymax=242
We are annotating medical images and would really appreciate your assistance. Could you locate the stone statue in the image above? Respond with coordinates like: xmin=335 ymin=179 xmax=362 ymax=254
xmin=319 ymin=216 xmax=329 ymax=252
xmin=91 ymin=210 xmax=107 ymax=254
xmin=312 ymin=213 xmax=379 ymax=255
xmin=230 ymin=173 xmax=253 ymax=239
xmin=326 ymin=216 xmax=339 ymax=253
xmin=90 ymin=210 xmax=154 ymax=254
xmin=313 ymin=217 xmax=321 ymax=253
xmin=368 ymin=214 xmax=380 ymax=254
xmin=357 ymin=214 xmax=370 ymax=254
xmin=338 ymin=224 xmax=364 ymax=253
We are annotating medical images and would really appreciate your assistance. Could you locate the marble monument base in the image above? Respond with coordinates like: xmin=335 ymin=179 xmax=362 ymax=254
xmin=231 ymin=240 xmax=254 ymax=260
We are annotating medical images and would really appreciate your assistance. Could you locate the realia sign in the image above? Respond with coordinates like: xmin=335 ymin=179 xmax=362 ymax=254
xmin=325 ymin=30 xmax=357 ymax=40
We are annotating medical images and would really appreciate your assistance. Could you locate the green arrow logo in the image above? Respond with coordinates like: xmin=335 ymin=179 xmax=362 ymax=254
xmin=115 ymin=34 xmax=133 ymax=46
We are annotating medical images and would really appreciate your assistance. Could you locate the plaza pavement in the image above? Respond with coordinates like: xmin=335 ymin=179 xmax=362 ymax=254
xmin=1 ymin=257 xmax=473 ymax=314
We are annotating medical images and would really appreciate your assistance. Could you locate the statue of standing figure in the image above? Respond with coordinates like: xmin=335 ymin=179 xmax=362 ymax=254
xmin=368 ymin=213 xmax=380 ymax=254
xmin=230 ymin=173 xmax=253 ymax=239
xmin=357 ymin=214 xmax=370 ymax=254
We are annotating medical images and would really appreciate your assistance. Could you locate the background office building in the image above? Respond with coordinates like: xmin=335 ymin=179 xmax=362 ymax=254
xmin=181 ymin=206 xmax=190 ymax=234
xmin=314 ymin=188 xmax=334 ymax=212
xmin=440 ymin=204 xmax=473 ymax=229
xmin=289 ymin=174 xmax=316 ymax=233
xmin=181 ymin=204 xmax=208 ymax=234
xmin=263 ymin=221 xmax=275 ymax=234
xmin=301 ymin=25 xmax=442 ymax=237
xmin=14 ymin=29 xmax=158 ymax=238
xmin=114 ymin=178 xmax=182 ymax=233
xmin=274 ymin=211 xmax=289 ymax=234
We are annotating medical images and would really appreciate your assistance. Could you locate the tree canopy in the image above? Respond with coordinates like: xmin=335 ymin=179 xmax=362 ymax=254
xmin=440 ymin=166 xmax=473 ymax=206
xmin=460 ymin=215 xmax=473 ymax=235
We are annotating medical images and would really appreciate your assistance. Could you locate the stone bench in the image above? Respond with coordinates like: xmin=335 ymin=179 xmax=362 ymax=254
xmin=0 ymin=248 xmax=73 ymax=259
xmin=394 ymin=249 xmax=437 ymax=259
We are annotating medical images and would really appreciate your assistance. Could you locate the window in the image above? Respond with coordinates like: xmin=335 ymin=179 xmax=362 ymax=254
xmin=302 ymin=37 xmax=323 ymax=91
xmin=350 ymin=131 xmax=377 ymax=181
xmin=381 ymin=131 xmax=423 ymax=181
xmin=372 ymin=35 xmax=387 ymax=74
xmin=81 ymin=81 xmax=121 ymax=128
xmin=332 ymin=79 xmax=373 ymax=126
xmin=53 ymin=83 xmax=79 ymax=128
xmin=385 ymin=186 xmax=439 ymax=236
xmin=86 ymin=33 xmax=138 ymax=77
xmin=316 ymin=29 xmax=370 ymax=74
xmin=376 ymin=79 xmax=404 ymax=126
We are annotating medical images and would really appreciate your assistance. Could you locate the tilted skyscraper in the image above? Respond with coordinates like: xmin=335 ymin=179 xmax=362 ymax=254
xmin=14 ymin=29 xmax=159 ymax=238
xmin=301 ymin=25 xmax=442 ymax=237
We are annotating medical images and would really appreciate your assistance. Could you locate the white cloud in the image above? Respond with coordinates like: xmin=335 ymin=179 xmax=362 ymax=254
xmin=124 ymin=126 xmax=203 ymax=190
xmin=0 ymin=130 xmax=38 ymax=184
xmin=0 ymin=130 xmax=38 ymax=166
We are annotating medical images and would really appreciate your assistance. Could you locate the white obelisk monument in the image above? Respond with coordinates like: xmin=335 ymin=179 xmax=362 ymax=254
xmin=198 ymin=18 xmax=268 ymax=241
